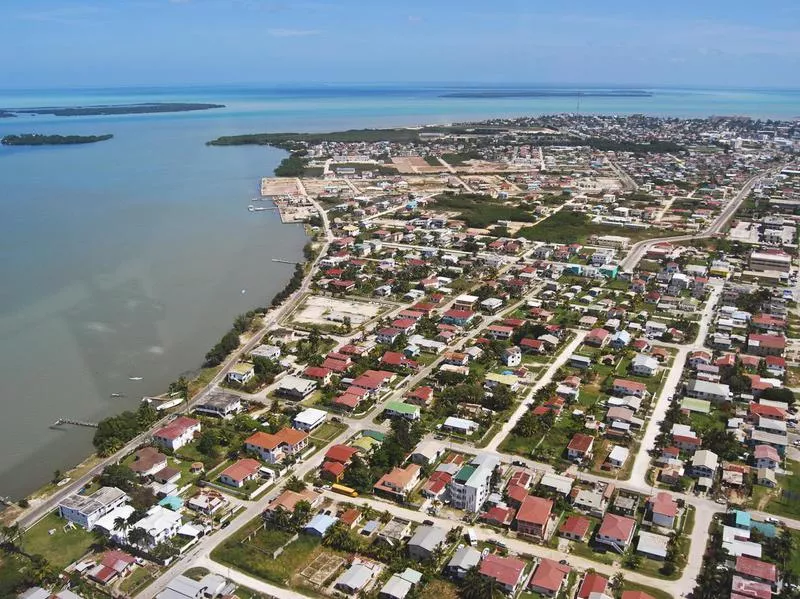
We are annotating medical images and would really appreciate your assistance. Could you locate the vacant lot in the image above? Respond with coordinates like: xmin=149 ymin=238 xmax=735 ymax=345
xmin=292 ymin=295 xmax=382 ymax=327
xmin=518 ymin=210 xmax=667 ymax=244
xmin=22 ymin=511 xmax=95 ymax=569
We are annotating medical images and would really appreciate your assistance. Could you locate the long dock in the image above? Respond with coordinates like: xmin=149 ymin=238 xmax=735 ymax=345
xmin=272 ymin=258 xmax=300 ymax=265
xmin=51 ymin=418 xmax=98 ymax=429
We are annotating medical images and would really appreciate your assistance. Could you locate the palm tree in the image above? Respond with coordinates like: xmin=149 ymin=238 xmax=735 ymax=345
xmin=611 ymin=571 xmax=625 ymax=595
xmin=114 ymin=516 xmax=128 ymax=538
xmin=461 ymin=567 xmax=496 ymax=599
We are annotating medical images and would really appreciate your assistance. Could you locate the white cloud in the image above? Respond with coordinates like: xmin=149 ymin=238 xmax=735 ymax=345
xmin=267 ymin=28 xmax=320 ymax=37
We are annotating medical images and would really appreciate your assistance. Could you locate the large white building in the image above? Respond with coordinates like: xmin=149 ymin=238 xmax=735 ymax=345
xmin=447 ymin=455 xmax=498 ymax=513
xmin=58 ymin=487 xmax=129 ymax=529
xmin=749 ymin=249 xmax=792 ymax=272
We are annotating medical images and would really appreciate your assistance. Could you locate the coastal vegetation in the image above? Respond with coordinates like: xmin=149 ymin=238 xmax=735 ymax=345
xmin=440 ymin=89 xmax=653 ymax=98
xmin=6 ymin=103 xmax=224 ymax=117
xmin=1 ymin=133 xmax=113 ymax=146
xmin=92 ymin=402 xmax=160 ymax=455
xmin=204 ymin=312 xmax=258 ymax=367
xmin=207 ymin=128 xmax=422 ymax=147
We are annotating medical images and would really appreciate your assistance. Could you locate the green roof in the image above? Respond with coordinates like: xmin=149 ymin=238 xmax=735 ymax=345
xmin=385 ymin=401 xmax=419 ymax=415
xmin=454 ymin=465 xmax=476 ymax=483
xmin=363 ymin=430 xmax=386 ymax=442
xmin=681 ymin=397 xmax=711 ymax=414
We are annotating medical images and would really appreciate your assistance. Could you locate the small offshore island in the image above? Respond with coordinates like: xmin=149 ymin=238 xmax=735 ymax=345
xmin=1 ymin=133 xmax=114 ymax=146
xmin=2 ymin=102 xmax=224 ymax=117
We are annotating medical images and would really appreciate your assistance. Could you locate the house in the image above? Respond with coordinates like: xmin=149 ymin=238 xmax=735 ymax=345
xmin=735 ymin=555 xmax=778 ymax=584
xmin=610 ymin=330 xmax=631 ymax=349
xmin=757 ymin=468 xmax=777 ymax=487
xmin=126 ymin=505 xmax=182 ymax=547
xmin=747 ymin=334 xmax=786 ymax=357
xmin=516 ymin=495 xmax=553 ymax=538
xmin=219 ymin=458 xmax=261 ymax=488
xmin=187 ymin=489 xmax=227 ymax=515
xmin=326 ymin=444 xmax=358 ymax=464
xmin=303 ymin=366 xmax=332 ymax=386
xmin=335 ymin=562 xmax=378 ymax=595
xmin=382 ymin=351 xmax=419 ymax=370
xmin=153 ymin=416 xmax=201 ymax=451
xmin=559 ymin=515 xmax=591 ymax=541
xmin=648 ymin=492 xmax=678 ymax=528
xmin=479 ymin=554 xmax=527 ymax=594
xmin=529 ymin=559 xmax=571 ymax=597
xmin=379 ymin=569 xmax=423 ymax=599
xmin=263 ymin=488 xmax=321 ymax=519
xmin=87 ymin=549 xmax=136 ymax=586
xmin=577 ymin=572 xmax=609 ymax=599
xmin=686 ymin=379 xmax=731 ymax=403
xmin=58 ymin=487 xmax=129 ymax=530
xmin=276 ymin=375 xmax=317 ymax=400
xmin=293 ymin=407 xmax=328 ymax=432
xmin=446 ymin=546 xmax=481 ymax=579
xmin=596 ymin=514 xmax=636 ymax=553
xmin=448 ymin=455 xmax=498 ymax=513
xmin=487 ymin=325 xmax=514 ymax=340
xmin=731 ymin=576 xmax=773 ymax=599
xmin=129 ymin=447 xmax=168 ymax=478
xmin=441 ymin=309 xmax=476 ymax=327
xmin=567 ymin=433 xmax=595 ymax=461
xmin=482 ymin=505 xmax=516 ymax=527
xmin=374 ymin=464 xmax=421 ymax=500
xmin=570 ymin=355 xmax=592 ymax=369
xmin=406 ymin=386 xmax=434 ymax=407
xmin=407 ymin=525 xmax=447 ymax=561
xmin=155 ymin=575 xmax=206 ymax=599
xmin=754 ymin=445 xmax=780 ymax=469
xmin=611 ymin=379 xmax=647 ymax=398
xmin=631 ymin=354 xmax=659 ymax=377
xmin=227 ymin=362 xmax=255 ymax=385
xmin=637 ymin=531 xmax=670 ymax=560
xmin=607 ymin=445 xmax=630 ymax=468
xmin=502 ymin=346 xmax=522 ymax=367
xmin=193 ymin=392 xmax=243 ymax=419
xmin=442 ymin=416 xmax=479 ymax=435
xmin=384 ymin=401 xmax=421 ymax=421
xmin=250 ymin=344 xmax=281 ymax=361
xmin=244 ymin=428 xmax=309 ymax=463
xmin=585 ymin=328 xmax=610 ymax=347
xmin=691 ymin=449 xmax=719 ymax=478
xmin=321 ymin=461 xmax=346 ymax=482
xmin=538 ymin=473 xmax=574 ymax=496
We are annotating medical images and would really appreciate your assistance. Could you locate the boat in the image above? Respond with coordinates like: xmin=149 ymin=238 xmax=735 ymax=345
xmin=129 ymin=376 xmax=143 ymax=381
xmin=248 ymin=205 xmax=255 ymax=212
xmin=110 ymin=392 xmax=125 ymax=398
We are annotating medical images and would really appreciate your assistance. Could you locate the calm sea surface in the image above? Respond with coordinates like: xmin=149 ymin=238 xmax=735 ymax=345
xmin=0 ymin=84 xmax=797 ymax=499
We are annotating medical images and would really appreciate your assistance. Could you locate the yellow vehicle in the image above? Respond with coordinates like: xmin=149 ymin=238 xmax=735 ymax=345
xmin=331 ymin=483 xmax=359 ymax=498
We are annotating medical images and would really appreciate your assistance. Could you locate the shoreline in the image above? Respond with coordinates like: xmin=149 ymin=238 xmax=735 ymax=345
xmin=4 ymin=169 xmax=312 ymax=514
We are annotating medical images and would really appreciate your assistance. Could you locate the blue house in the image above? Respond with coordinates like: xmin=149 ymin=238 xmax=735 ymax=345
xmin=610 ymin=330 xmax=631 ymax=349
xmin=304 ymin=514 xmax=338 ymax=537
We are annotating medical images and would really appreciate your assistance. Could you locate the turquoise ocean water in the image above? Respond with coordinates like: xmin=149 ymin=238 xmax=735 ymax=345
xmin=0 ymin=84 xmax=797 ymax=499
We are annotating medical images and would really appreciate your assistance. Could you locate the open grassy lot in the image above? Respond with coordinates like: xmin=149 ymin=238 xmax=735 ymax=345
xmin=518 ymin=211 xmax=667 ymax=244
xmin=211 ymin=521 xmax=319 ymax=587
xmin=310 ymin=421 xmax=347 ymax=443
xmin=418 ymin=578 xmax=460 ymax=599
xmin=765 ymin=460 xmax=800 ymax=518
xmin=119 ymin=565 xmax=162 ymax=595
xmin=22 ymin=511 xmax=95 ymax=569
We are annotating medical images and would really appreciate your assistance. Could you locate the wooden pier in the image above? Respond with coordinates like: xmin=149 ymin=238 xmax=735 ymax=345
xmin=51 ymin=418 xmax=99 ymax=429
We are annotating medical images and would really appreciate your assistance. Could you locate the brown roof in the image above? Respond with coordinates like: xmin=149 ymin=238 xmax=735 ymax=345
xmin=129 ymin=447 xmax=167 ymax=473
xmin=220 ymin=458 xmax=261 ymax=483
xmin=245 ymin=428 xmax=308 ymax=450
xmin=266 ymin=488 xmax=319 ymax=513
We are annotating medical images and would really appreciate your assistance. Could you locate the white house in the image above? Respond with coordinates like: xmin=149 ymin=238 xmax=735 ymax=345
xmin=502 ymin=346 xmax=522 ymax=367
xmin=58 ymin=487 xmax=129 ymax=530
xmin=153 ymin=416 xmax=201 ymax=451
xmin=227 ymin=362 xmax=255 ymax=385
xmin=293 ymin=408 xmax=328 ymax=432
xmin=631 ymin=354 xmax=659 ymax=377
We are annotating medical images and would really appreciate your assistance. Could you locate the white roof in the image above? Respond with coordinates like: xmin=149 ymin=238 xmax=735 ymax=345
xmin=609 ymin=445 xmax=630 ymax=463
xmin=279 ymin=375 xmax=316 ymax=392
xmin=539 ymin=473 xmax=574 ymax=494
xmin=637 ymin=531 xmax=669 ymax=558
xmin=443 ymin=416 xmax=479 ymax=431
xmin=134 ymin=505 xmax=182 ymax=537
xmin=294 ymin=408 xmax=327 ymax=426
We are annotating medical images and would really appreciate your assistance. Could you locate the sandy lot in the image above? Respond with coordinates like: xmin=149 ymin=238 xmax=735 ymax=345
xmin=292 ymin=295 xmax=383 ymax=327
xmin=261 ymin=177 xmax=301 ymax=196
xmin=392 ymin=156 xmax=447 ymax=174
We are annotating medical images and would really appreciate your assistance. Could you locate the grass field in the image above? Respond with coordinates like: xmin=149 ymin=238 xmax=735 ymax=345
xmin=418 ymin=578 xmax=460 ymax=599
xmin=765 ymin=460 xmax=800 ymax=518
xmin=518 ymin=210 xmax=666 ymax=244
xmin=211 ymin=522 xmax=319 ymax=586
xmin=310 ymin=421 xmax=347 ymax=443
xmin=22 ymin=511 xmax=95 ymax=569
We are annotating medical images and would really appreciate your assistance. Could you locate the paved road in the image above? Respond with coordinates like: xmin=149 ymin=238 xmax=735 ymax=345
xmin=619 ymin=169 xmax=775 ymax=271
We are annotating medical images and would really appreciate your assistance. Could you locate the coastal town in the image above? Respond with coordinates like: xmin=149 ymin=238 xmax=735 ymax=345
xmin=6 ymin=114 xmax=800 ymax=599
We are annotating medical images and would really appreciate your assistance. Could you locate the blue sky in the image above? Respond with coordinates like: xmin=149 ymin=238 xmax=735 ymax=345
xmin=2 ymin=0 xmax=799 ymax=88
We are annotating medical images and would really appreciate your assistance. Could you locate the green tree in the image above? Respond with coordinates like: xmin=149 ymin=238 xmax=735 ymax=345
xmin=284 ymin=475 xmax=307 ymax=493
xmin=99 ymin=464 xmax=137 ymax=491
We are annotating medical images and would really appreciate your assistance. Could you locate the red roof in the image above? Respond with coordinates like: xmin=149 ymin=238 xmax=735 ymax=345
xmin=304 ymin=366 xmax=331 ymax=379
xmin=516 ymin=495 xmax=553 ymax=527
xmin=577 ymin=573 xmax=609 ymax=599
xmin=749 ymin=334 xmax=786 ymax=349
xmin=568 ymin=433 xmax=594 ymax=454
xmin=529 ymin=559 xmax=571 ymax=592
xmin=598 ymin=514 xmax=636 ymax=542
xmin=559 ymin=515 xmax=591 ymax=539
xmin=735 ymin=556 xmax=778 ymax=583
xmin=587 ymin=328 xmax=610 ymax=340
xmin=650 ymin=492 xmax=678 ymax=517
xmin=333 ymin=393 xmax=361 ymax=409
xmin=482 ymin=505 xmax=516 ymax=526
xmin=322 ymin=358 xmax=350 ymax=373
xmin=749 ymin=402 xmax=786 ymax=420
xmin=754 ymin=445 xmax=780 ymax=462
xmin=325 ymin=444 xmax=358 ymax=463
xmin=220 ymin=458 xmax=261 ymax=483
xmin=321 ymin=461 xmax=345 ymax=478
xmin=506 ymin=484 xmax=528 ymax=505
xmin=155 ymin=416 xmax=199 ymax=440
xmin=479 ymin=554 xmax=526 ymax=588
xmin=731 ymin=575 xmax=772 ymax=599
xmin=613 ymin=378 xmax=647 ymax=392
